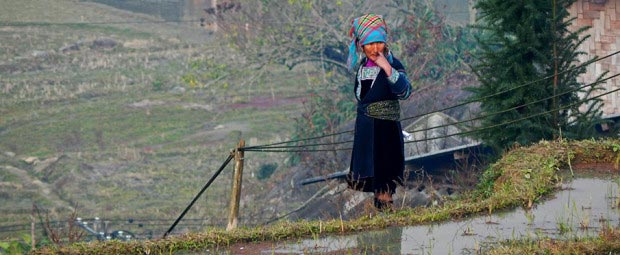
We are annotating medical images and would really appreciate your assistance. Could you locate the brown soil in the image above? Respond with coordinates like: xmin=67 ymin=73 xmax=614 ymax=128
xmin=571 ymin=162 xmax=620 ymax=176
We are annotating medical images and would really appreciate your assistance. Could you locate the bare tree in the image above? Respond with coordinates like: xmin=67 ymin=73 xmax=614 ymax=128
xmin=34 ymin=203 xmax=85 ymax=246
xmin=209 ymin=0 xmax=387 ymax=73
xmin=209 ymin=0 xmax=479 ymax=173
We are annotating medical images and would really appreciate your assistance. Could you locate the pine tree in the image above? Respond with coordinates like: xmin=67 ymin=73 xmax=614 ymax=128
xmin=469 ymin=0 xmax=604 ymax=151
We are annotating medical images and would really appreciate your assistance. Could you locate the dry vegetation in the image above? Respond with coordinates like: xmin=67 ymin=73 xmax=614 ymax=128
xmin=0 ymin=0 xmax=313 ymax=242
xmin=27 ymin=138 xmax=620 ymax=254
xmin=3 ymin=1 xmax=620 ymax=254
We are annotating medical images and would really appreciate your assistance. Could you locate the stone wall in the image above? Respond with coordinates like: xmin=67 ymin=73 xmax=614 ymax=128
xmin=568 ymin=0 xmax=620 ymax=116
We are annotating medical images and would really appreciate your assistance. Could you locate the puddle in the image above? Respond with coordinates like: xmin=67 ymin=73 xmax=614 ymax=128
xmin=257 ymin=178 xmax=620 ymax=254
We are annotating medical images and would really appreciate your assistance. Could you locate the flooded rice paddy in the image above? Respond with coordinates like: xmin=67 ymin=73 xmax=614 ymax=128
xmin=217 ymin=177 xmax=620 ymax=255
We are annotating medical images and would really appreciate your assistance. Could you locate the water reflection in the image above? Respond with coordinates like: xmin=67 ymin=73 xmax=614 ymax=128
xmin=266 ymin=178 xmax=619 ymax=254
xmin=269 ymin=228 xmax=403 ymax=254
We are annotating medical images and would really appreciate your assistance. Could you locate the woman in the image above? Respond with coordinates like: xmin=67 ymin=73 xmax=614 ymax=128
xmin=346 ymin=14 xmax=412 ymax=210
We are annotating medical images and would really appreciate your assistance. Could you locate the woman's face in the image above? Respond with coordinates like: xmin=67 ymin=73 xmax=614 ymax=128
xmin=362 ymin=42 xmax=386 ymax=60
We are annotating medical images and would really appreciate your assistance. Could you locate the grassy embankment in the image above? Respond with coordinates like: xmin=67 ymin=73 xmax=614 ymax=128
xmin=30 ymin=138 xmax=620 ymax=254
xmin=3 ymin=1 xmax=620 ymax=254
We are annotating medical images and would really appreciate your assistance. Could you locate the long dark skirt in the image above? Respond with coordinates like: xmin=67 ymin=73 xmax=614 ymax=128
xmin=348 ymin=118 xmax=404 ymax=194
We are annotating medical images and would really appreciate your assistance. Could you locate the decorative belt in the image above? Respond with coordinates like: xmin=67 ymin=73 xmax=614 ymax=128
xmin=361 ymin=100 xmax=401 ymax=121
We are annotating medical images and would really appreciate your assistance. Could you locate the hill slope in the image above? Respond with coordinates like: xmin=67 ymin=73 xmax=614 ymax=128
xmin=0 ymin=0 xmax=310 ymax=239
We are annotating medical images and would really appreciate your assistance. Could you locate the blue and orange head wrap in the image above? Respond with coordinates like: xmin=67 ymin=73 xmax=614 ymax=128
xmin=346 ymin=14 xmax=391 ymax=71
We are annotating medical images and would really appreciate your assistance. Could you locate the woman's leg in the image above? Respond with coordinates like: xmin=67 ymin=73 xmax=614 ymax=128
xmin=372 ymin=119 xmax=404 ymax=209
xmin=373 ymin=174 xmax=396 ymax=210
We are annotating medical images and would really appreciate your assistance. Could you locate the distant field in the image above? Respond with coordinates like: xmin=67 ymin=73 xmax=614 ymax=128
xmin=0 ymin=0 xmax=317 ymax=240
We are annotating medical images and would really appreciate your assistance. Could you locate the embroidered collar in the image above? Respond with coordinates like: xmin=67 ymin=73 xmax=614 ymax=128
xmin=360 ymin=66 xmax=380 ymax=81
xmin=356 ymin=65 xmax=381 ymax=100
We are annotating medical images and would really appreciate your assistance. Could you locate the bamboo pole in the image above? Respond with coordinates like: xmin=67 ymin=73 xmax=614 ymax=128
xmin=227 ymin=139 xmax=245 ymax=231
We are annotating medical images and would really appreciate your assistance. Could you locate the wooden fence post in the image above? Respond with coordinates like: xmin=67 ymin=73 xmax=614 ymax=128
xmin=31 ymin=222 xmax=35 ymax=249
xmin=31 ymin=204 xmax=35 ymax=250
xmin=227 ymin=139 xmax=245 ymax=231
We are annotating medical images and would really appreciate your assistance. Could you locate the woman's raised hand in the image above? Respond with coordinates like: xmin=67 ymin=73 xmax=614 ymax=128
xmin=373 ymin=52 xmax=392 ymax=76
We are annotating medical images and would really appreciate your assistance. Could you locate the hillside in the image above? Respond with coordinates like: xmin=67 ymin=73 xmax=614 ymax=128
xmin=0 ymin=0 xmax=313 ymax=239
xmin=0 ymin=0 xmax=484 ymax=244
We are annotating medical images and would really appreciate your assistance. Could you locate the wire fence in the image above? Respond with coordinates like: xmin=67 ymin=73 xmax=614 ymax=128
xmin=0 ymin=217 xmax=272 ymax=241
xmin=2 ymin=0 xmax=619 ymax=242
xmin=2 ymin=49 xmax=616 ymax=237
xmin=242 ymin=50 xmax=620 ymax=153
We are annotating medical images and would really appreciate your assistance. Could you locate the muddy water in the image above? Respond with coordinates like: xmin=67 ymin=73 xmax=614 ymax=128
xmin=258 ymin=178 xmax=620 ymax=255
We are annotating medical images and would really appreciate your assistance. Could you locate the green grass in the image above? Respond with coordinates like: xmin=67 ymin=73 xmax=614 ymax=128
xmin=0 ymin=0 xmax=309 ymax=242
xmin=1 ymin=95 xmax=213 ymax=156
xmin=0 ymin=171 xmax=20 ymax=183
xmin=487 ymin=228 xmax=620 ymax=254
xmin=26 ymin=138 xmax=620 ymax=254
xmin=2 ymin=1 xmax=620 ymax=254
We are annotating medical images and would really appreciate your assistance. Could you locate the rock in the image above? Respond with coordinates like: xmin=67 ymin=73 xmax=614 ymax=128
xmin=169 ymin=86 xmax=186 ymax=95
xmin=182 ymin=103 xmax=213 ymax=111
xmin=31 ymin=180 xmax=51 ymax=195
xmin=128 ymin=99 xmax=165 ymax=108
xmin=92 ymin=38 xmax=118 ymax=49
xmin=343 ymin=189 xmax=372 ymax=212
xmin=123 ymin=39 xmax=150 ymax=49
xmin=31 ymin=50 xmax=49 ymax=58
xmin=0 ymin=179 xmax=23 ymax=189
xmin=436 ymin=185 xmax=460 ymax=198
xmin=76 ymin=39 xmax=88 ymax=46
xmin=394 ymin=186 xmax=432 ymax=208
xmin=34 ymin=156 xmax=61 ymax=173
xmin=4 ymin=151 xmax=15 ymax=157
xmin=22 ymin=156 xmax=39 ymax=164
xmin=59 ymin=43 xmax=80 ymax=53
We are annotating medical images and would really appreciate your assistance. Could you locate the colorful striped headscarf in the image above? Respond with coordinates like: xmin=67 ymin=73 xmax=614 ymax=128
xmin=346 ymin=14 xmax=390 ymax=71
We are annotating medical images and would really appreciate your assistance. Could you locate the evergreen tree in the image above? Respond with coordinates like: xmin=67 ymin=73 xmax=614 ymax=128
xmin=469 ymin=0 xmax=604 ymax=151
